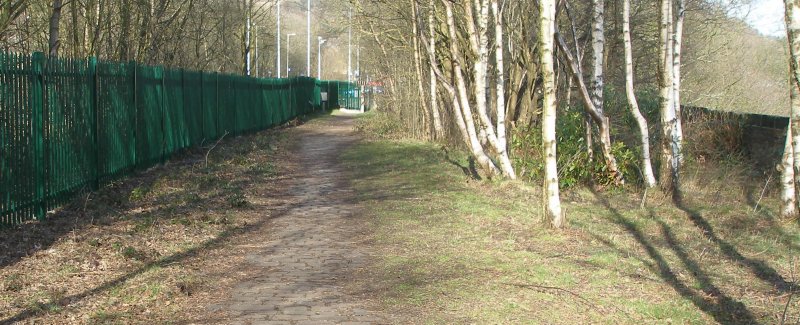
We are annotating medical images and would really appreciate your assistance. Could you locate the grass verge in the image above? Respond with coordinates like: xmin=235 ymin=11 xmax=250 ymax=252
xmin=343 ymin=115 xmax=800 ymax=324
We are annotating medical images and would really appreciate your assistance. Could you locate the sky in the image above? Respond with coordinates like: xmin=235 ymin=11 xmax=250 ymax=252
xmin=738 ymin=0 xmax=785 ymax=37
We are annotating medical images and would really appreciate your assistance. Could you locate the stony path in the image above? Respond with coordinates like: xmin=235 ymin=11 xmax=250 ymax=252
xmin=223 ymin=115 xmax=386 ymax=325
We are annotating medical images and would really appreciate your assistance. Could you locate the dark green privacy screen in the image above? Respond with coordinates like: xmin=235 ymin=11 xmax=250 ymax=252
xmin=1 ymin=51 xmax=358 ymax=225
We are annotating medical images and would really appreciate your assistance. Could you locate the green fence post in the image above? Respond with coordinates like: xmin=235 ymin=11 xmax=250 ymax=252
xmin=232 ymin=77 xmax=238 ymax=137
xmin=159 ymin=66 xmax=166 ymax=163
xmin=215 ymin=72 xmax=220 ymax=138
xmin=199 ymin=71 xmax=205 ymax=143
xmin=30 ymin=52 xmax=46 ymax=220
xmin=87 ymin=56 xmax=100 ymax=190
xmin=130 ymin=60 xmax=137 ymax=168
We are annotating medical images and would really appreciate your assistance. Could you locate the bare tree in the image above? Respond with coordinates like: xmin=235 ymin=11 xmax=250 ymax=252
xmin=659 ymin=0 xmax=680 ymax=196
xmin=672 ymin=0 xmax=685 ymax=163
xmin=411 ymin=0 xmax=431 ymax=139
xmin=0 ymin=1 xmax=28 ymax=37
xmin=786 ymin=0 xmax=800 ymax=208
xmin=540 ymin=0 xmax=563 ymax=228
xmin=623 ymin=0 xmax=656 ymax=188
xmin=427 ymin=0 xmax=443 ymax=139
xmin=47 ymin=0 xmax=62 ymax=56
xmin=781 ymin=125 xmax=796 ymax=218
xmin=556 ymin=29 xmax=624 ymax=184
xmin=590 ymin=0 xmax=604 ymax=119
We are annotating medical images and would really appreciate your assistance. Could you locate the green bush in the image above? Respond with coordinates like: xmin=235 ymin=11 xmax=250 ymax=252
xmin=512 ymin=108 xmax=641 ymax=188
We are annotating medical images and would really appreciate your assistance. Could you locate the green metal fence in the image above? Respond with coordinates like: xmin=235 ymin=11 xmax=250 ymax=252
xmin=1 ymin=51 xmax=359 ymax=225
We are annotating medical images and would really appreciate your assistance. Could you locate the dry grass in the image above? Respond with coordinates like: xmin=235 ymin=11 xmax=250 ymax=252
xmin=341 ymin=131 xmax=800 ymax=324
xmin=0 ymin=122 xmax=300 ymax=324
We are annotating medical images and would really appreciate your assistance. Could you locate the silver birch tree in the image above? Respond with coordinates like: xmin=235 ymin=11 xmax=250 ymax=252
xmin=540 ymin=0 xmax=563 ymax=228
xmin=781 ymin=125 xmax=797 ymax=217
xmin=659 ymin=0 xmax=680 ymax=195
xmin=492 ymin=0 xmax=509 ymax=175
xmin=672 ymin=0 xmax=685 ymax=163
xmin=428 ymin=0 xmax=443 ymax=139
xmin=591 ymin=0 xmax=604 ymax=117
xmin=785 ymin=0 xmax=800 ymax=204
xmin=623 ymin=0 xmax=657 ymax=188
xmin=411 ymin=0 xmax=432 ymax=139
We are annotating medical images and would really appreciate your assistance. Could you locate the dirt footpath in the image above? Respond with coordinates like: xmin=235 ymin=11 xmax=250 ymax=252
xmin=215 ymin=114 xmax=388 ymax=325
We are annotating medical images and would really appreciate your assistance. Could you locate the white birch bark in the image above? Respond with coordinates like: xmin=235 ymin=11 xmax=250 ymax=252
xmin=781 ymin=124 xmax=797 ymax=218
xmin=444 ymin=1 xmax=501 ymax=177
xmin=623 ymin=0 xmax=657 ymax=188
xmin=411 ymin=0 xmax=432 ymax=139
xmin=491 ymin=0 xmax=516 ymax=179
xmin=555 ymin=31 xmax=624 ymax=184
xmin=244 ymin=0 xmax=252 ymax=75
xmin=784 ymin=0 xmax=800 ymax=201
xmin=540 ymin=0 xmax=563 ymax=228
xmin=659 ymin=0 xmax=679 ymax=194
xmin=673 ymin=0 xmax=685 ymax=163
xmin=428 ymin=0 xmax=443 ymax=139
xmin=464 ymin=0 xmax=516 ymax=179
xmin=591 ymin=0 xmax=605 ymax=113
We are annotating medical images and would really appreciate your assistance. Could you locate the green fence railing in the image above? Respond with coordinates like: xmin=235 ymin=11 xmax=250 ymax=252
xmin=1 ymin=51 xmax=359 ymax=225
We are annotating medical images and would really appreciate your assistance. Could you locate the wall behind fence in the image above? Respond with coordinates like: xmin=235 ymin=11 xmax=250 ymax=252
xmin=1 ymin=51 xmax=360 ymax=226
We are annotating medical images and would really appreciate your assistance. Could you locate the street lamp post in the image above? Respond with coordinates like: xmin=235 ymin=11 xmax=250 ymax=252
xmin=317 ymin=37 xmax=326 ymax=79
xmin=306 ymin=0 xmax=311 ymax=76
xmin=348 ymin=7 xmax=352 ymax=82
xmin=276 ymin=0 xmax=281 ymax=78
xmin=286 ymin=33 xmax=296 ymax=77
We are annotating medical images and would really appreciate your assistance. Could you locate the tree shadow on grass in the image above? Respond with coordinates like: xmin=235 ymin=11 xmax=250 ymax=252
xmin=674 ymin=193 xmax=798 ymax=294
xmin=0 ymin=165 xmax=167 ymax=270
xmin=0 ymin=197 xmax=302 ymax=325
xmin=441 ymin=147 xmax=482 ymax=181
xmin=590 ymin=189 xmax=758 ymax=324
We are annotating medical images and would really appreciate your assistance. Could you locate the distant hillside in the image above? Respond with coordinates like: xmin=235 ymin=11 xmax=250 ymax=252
xmin=681 ymin=11 xmax=789 ymax=117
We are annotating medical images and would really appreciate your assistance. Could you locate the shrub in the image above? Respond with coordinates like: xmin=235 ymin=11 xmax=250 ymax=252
xmin=354 ymin=111 xmax=404 ymax=139
xmin=512 ymin=108 xmax=640 ymax=188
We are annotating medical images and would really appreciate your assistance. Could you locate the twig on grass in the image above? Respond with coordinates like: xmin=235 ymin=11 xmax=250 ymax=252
xmin=780 ymin=257 xmax=797 ymax=325
xmin=506 ymin=282 xmax=638 ymax=321
xmin=205 ymin=131 xmax=229 ymax=170
xmin=752 ymin=171 xmax=773 ymax=214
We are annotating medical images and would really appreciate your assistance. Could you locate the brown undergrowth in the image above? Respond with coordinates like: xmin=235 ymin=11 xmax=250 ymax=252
xmin=0 ymin=120 xmax=303 ymax=324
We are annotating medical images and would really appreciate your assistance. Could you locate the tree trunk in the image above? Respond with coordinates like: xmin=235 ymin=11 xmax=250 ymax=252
xmin=118 ymin=0 xmax=131 ymax=61
xmin=782 ymin=124 xmax=797 ymax=218
xmin=465 ymin=0 xmax=516 ymax=179
xmin=411 ymin=0 xmax=432 ymax=139
xmin=623 ymin=0 xmax=656 ymax=188
xmin=48 ymin=0 xmax=63 ymax=57
xmin=556 ymin=31 xmax=624 ymax=184
xmin=784 ymin=0 xmax=800 ymax=204
xmin=443 ymin=0 xmax=501 ymax=177
xmin=492 ymin=0 xmax=514 ymax=178
xmin=427 ymin=0 xmax=443 ymax=139
xmin=540 ymin=0 xmax=563 ymax=228
xmin=591 ymin=0 xmax=604 ymax=114
xmin=673 ymin=0 xmax=685 ymax=163
xmin=70 ymin=0 xmax=81 ymax=57
xmin=659 ymin=0 xmax=680 ymax=196
xmin=244 ymin=0 xmax=252 ymax=75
